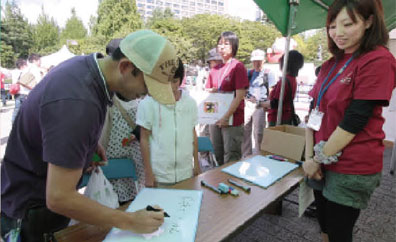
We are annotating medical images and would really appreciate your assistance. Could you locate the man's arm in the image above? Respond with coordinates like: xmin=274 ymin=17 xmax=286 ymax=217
xmin=140 ymin=127 xmax=155 ymax=187
xmin=46 ymin=163 xmax=163 ymax=234
xmin=193 ymin=129 xmax=201 ymax=176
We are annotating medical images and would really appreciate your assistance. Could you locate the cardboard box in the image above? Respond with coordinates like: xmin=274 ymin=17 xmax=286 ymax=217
xmin=261 ymin=125 xmax=305 ymax=161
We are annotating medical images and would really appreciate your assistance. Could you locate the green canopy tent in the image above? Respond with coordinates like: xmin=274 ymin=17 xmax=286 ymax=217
xmin=253 ymin=0 xmax=396 ymax=125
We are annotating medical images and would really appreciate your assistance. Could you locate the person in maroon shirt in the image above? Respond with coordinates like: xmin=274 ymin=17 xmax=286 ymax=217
xmin=303 ymin=0 xmax=396 ymax=242
xmin=0 ymin=71 xmax=6 ymax=106
xmin=205 ymin=31 xmax=249 ymax=164
xmin=267 ymin=50 xmax=304 ymax=126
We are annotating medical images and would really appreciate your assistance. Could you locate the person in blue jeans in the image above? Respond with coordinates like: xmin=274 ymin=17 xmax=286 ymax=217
xmin=11 ymin=58 xmax=29 ymax=122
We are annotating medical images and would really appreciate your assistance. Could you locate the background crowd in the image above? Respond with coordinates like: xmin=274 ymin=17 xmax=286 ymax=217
xmin=1 ymin=0 xmax=395 ymax=242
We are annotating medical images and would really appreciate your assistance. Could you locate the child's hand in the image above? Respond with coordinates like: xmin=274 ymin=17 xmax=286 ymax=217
xmin=122 ymin=135 xmax=136 ymax=147
xmin=145 ymin=174 xmax=157 ymax=187
xmin=193 ymin=167 xmax=201 ymax=176
xmin=129 ymin=134 xmax=136 ymax=142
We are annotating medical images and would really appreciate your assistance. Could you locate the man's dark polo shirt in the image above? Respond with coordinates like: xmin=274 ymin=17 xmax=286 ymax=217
xmin=1 ymin=53 xmax=112 ymax=218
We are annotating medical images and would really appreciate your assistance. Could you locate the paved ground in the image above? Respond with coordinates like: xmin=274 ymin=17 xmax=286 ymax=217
xmin=230 ymin=147 xmax=396 ymax=242
xmin=1 ymin=101 xmax=395 ymax=242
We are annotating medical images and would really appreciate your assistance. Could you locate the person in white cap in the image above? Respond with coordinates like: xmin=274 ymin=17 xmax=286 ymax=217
xmin=1 ymin=30 xmax=178 ymax=241
xmin=195 ymin=48 xmax=224 ymax=169
xmin=242 ymin=49 xmax=275 ymax=157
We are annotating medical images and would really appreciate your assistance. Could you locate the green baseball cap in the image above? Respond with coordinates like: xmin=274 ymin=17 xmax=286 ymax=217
xmin=120 ymin=30 xmax=178 ymax=105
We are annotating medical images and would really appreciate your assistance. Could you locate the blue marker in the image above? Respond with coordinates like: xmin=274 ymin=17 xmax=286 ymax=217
xmin=228 ymin=186 xmax=239 ymax=196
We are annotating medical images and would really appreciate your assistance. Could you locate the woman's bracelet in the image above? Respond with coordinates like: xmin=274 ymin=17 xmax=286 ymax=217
xmin=313 ymin=141 xmax=342 ymax=165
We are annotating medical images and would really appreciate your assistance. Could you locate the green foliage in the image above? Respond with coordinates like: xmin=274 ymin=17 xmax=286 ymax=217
xmin=296 ymin=29 xmax=330 ymax=66
xmin=3 ymin=0 xmax=330 ymax=70
xmin=181 ymin=14 xmax=235 ymax=63
xmin=238 ymin=20 xmax=281 ymax=63
xmin=181 ymin=14 xmax=281 ymax=64
xmin=88 ymin=15 xmax=97 ymax=35
xmin=31 ymin=6 xmax=60 ymax=55
xmin=60 ymin=8 xmax=87 ymax=43
xmin=145 ymin=8 xmax=174 ymax=28
xmin=146 ymin=9 xmax=195 ymax=63
xmin=1 ymin=1 xmax=33 ymax=67
xmin=93 ymin=0 xmax=142 ymax=40
xmin=0 ymin=41 xmax=16 ymax=68
xmin=68 ymin=35 xmax=108 ymax=55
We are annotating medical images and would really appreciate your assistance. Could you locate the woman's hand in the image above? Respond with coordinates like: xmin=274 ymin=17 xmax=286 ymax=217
xmin=247 ymin=96 xmax=257 ymax=103
xmin=215 ymin=117 xmax=230 ymax=128
xmin=260 ymin=100 xmax=270 ymax=110
xmin=206 ymin=88 xmax=218 ymax=93
xmin=302 ymin=158 xmax=322 ymax=179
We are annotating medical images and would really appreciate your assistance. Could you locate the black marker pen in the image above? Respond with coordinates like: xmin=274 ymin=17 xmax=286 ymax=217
xmin=228 ymin=179 xmax=251 ymax=192
xmin=146 ymin=205 xmax=170 ymax=217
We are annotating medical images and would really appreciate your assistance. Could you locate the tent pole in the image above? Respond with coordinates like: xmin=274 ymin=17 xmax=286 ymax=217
xmin=276 ymin=0 xmax=299 ymax=125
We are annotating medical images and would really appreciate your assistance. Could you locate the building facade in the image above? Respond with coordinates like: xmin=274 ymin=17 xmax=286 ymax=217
xmin=135 ymin=0 xmax=227 ymax=20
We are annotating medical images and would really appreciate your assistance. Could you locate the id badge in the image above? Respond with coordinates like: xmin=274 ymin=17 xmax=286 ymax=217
xmin=307 ymin=108 xmax=324 ymax=131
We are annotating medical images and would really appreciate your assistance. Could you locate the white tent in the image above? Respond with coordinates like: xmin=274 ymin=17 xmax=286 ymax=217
xmin=41 ymin=45 xmax=75 ymax=69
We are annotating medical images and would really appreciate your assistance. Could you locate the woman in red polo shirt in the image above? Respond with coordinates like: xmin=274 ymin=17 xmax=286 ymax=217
xmin=303 ymin=0 xmax=396 ymax=241
xmin=205 ymin=31 xmax=249 ymax=165
xmin=267 ymin=50 xmax=304 ymax=126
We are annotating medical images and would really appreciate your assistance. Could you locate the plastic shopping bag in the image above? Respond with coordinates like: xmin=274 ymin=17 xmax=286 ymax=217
xmin=84 ymin=167 xmax=119 ymax=209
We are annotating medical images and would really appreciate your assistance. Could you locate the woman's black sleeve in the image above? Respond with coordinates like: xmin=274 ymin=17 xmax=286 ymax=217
xmin=309 ymin=99 xmax=315 ymax=112
xmin=270 ymin=99 xmax=279 ymax=109
xmin=339 ymin=99 xmax=384 ymax=134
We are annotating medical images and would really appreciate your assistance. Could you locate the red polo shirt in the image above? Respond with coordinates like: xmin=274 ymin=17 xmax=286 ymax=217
xmin=0 ymin=72 xmax=5 ymax=89
xmin=310 ymin=46 xmax=396 ymax=174
xmin=206 ymin=59 xmax=249 ymax=126
xmin=267 ymin=75 xmax=297 ymax=123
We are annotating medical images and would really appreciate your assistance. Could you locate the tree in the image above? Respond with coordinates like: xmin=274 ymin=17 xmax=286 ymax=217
xmin=88 ymin=15 xmax=97 ymax=35
xmin=296 ymin=29 xmax=330 ymax=66
xmin=1 ymin=1 xmax=33 ymax=67
xmin=238 ymin=20 xmax=281 ymax=63
xmin=68 ymin=35 xmax=108 ymax=55
xmin=145 ymin=8 xmax=195 ymax=63
xmin=145 ymin=8 xmax=174 ymax=28
xmin=181 ymin=14 xmax=280 ymax=64
xmin=31 ymin=6 xmax=60 ymax=55
xmin=0 ymin=41 xmax=15 ymax=68
xmin=93 ymin=0 xmax=142 ymax=40
xmin=60 ymin=8 xmax=87 ymax=43
xmin=181 ymin=14 xmax=235 ymax=62
xmin=151 ymin=19 xmax=195 ymax=63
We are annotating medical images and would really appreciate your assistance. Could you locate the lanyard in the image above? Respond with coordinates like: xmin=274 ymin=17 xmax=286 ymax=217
xmin=218 ymin=59 xmax=233 ymax=91
xmin=316 ymin=56 xmax=353 ymax=107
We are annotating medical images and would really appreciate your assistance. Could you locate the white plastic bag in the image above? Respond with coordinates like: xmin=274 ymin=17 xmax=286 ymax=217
xmin=84 ymin=167 xmax=119 ymax=209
